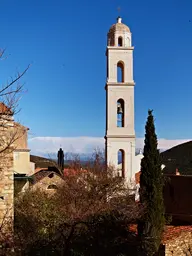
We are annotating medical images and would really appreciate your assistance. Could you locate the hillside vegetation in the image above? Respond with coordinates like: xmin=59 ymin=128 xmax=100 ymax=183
xmin=30 ymin=140 xmax=192 ymax=175
xmin=30 ymin=155 xmax=56 ymax=168
xmin=161 ymin=141 xmax=192 ymax=175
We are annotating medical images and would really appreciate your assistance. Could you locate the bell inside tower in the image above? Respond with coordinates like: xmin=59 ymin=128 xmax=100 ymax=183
xmin=117 ymin=99 xmax=124 ymax=127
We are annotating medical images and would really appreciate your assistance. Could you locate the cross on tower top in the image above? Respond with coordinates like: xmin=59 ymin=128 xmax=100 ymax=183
xmin=117 ymin=6 xmax=121 ymax=15
xmin=117 ymin=7 xmax=122 ymax=23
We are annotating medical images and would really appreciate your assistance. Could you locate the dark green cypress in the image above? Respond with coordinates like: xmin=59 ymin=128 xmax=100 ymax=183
xmin=138 ymin=110 xmax=165 ymax=256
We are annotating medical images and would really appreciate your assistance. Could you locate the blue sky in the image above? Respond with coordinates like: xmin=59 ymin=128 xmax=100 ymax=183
xmin=1 ymin=0 xmax=192 ymax=140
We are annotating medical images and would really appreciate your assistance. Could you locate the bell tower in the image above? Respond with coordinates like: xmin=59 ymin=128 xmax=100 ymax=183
xmin=105 ymin=17 xmax=136 ymax=183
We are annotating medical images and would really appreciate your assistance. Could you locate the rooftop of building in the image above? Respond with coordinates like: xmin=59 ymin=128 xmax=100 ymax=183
xmin=129 ymin=224 xmax=192 ymax=244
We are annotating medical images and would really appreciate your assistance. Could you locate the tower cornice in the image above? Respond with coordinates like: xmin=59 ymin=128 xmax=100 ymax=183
xmin=106 ymin=46 xmax=134 ymax=56
xmin=107 ymin=46 xmax=134 ymax=50
xmin=14 ymin=149 xmax=31 ymax=152
xmin=105 ymin=135 xmax=135 ymax=139
xmin=105 ymin=82 xmax=135 ymax=90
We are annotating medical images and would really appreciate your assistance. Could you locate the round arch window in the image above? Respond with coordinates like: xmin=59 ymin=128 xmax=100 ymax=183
xmin=47 ymin=184 xmax=58 ymax=190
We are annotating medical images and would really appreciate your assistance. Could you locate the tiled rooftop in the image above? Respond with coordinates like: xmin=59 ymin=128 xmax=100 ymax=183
xmin=129 ymin=224 xmax=192 ymax=243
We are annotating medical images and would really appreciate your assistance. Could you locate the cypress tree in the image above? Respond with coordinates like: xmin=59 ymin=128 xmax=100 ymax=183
xmin=138 ymin=110 xmax=165 ymax=256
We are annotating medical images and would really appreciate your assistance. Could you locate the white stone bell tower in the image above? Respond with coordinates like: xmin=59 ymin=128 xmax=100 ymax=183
xmin=105 ymin=17 xmax=136 ymax=183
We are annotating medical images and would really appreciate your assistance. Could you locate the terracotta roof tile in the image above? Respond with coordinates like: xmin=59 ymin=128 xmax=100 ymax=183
xmin=129 ymin=224 xmax=192 ymax=244
xmin=32 ymin=168 xmax=87 ymax=184
xmin=135 ymin=171 xmax=141 ymax=184
xmin=0 ymin=102 xmax=12 ymax=114
xmin=31 ymin=168 xmax=64 ymax=184
xmin=162 ymin=225 xmax=192 ymax=243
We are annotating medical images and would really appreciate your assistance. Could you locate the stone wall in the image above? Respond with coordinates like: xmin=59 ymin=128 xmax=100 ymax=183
xmin=0 ymin=148 xmax=14 ymax=228
xmin=0 ymin=120 xmax=14 ymax=238
xmin=165 ymin=231 xmax=192 ymax=256
xmin=0 ymin=149 xmax=14 ymax=255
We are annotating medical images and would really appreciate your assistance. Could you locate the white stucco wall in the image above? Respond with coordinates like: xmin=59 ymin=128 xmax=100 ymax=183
xmin=134 ymin=153 xmax=166 ymax=173
xmin=105 ymin=18 xmax=136 ymax=184
xmin=106 ymin=85 xmax=135 ymax=136
xmin=30 ymin=162 xmax=35 ymax=174
xmin=134 ymin=153 xmax=144 ymax=173
xmin=107 ymin=48 xmax=134 ymax=83
xmin=106 ymin=137 xmax=136 ymax=183
xmin=13 ymin=150 xmax=31 ymax=175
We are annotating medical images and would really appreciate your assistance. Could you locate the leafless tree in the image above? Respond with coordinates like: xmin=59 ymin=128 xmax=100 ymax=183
xmin=0 ymin=48 xmax=30 ymax=157
xmin=14 ymin=152 xmax=142 ymax=255
xmin=0 ymin=48 xmax=29 ymax=254
xmin=0 ymin=210 xmax=14 ymax=255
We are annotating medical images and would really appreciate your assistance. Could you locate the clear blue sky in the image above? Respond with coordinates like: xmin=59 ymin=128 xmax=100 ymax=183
xmin=0 ymin=0 xmax=192 ymax=140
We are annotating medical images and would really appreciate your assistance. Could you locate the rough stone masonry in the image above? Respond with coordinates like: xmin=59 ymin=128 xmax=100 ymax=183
xmin=0 ymin=124 xmax=14 ymax=235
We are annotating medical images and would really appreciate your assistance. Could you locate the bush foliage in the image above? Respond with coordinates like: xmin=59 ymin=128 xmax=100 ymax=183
xmin=14 ymin=153 xmax=141 ymax=255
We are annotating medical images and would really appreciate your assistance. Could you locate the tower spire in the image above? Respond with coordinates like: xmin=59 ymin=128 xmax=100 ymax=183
xmin=117 ymin=6 xmax=122 ymax=23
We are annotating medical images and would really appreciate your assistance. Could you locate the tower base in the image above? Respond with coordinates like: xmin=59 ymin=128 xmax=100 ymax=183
xmin=105 ymin=136 xmax=136 ymax=184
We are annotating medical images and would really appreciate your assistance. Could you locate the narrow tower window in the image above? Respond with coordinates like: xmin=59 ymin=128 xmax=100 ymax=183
xmin=118 ymin=149 xmax=125 ymax=178
xmin=117 ymin=61 xmax=124 ymax=82
xmin=117 ymin=99 xmax=124 ymax=127
xmin=118 ymin=37 xmax=123 ymax=46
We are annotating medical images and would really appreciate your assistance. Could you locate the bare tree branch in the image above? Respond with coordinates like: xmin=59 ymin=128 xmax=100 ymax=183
xmin=0 ymin=65 xmax=30 ymax=96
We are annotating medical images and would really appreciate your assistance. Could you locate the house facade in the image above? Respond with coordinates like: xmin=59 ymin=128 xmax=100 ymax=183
xmin=13 ymin=122 xmax=33 ymax=176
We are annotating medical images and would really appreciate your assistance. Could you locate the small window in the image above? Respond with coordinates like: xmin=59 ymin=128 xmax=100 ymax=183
xmin=47 ymin=184 xmax=58 ymax=190
xmin=48 ymin=173 xmax=54 ymax=178
xmin=118 ymin=37 xmax=123 ymax=46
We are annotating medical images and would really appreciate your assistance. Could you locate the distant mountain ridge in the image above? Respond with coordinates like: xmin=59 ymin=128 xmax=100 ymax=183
xmin=30 ymin=149 xmax=168 ymax=170
xmin=30 ymin=154 xmax=95 ymax=169
xmin=31 ymin=141 xmax=192 ymax=174
xmin=29 ymin=137 xmax=190 ymax=158
xmin=30 ymin=155 xmax=56 ymax=169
